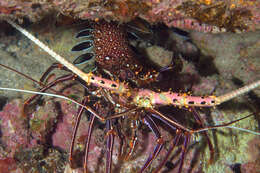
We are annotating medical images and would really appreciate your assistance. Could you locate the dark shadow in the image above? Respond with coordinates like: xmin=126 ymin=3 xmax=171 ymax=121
xmin=195 ymin=54 xmax=219 ymax=76
xmin=0 ymin=96 xmax=7 ymax=111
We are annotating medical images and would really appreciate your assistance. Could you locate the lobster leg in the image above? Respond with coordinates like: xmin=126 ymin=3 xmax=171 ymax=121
xmin=23 ymin=74 xmax=76 ymax=112
xmin=149 ymin=108 xmax=191 ymax=132
xmin=148 ymin=108 xmax=192 ymax=173
xmin=69 ymin=94 xmax=89 ymax=168
xmin=191 ymin=107 xmax=214 ymax=163
xmin=139 ymin=115 xmax=164 ymax=173
xmin=40 ymin=63 xmax=70 ymax=82
xmin=115 ymin=118 xmax=126 ymax=158
xmin=153 ymin=130 xmax=182 ymax=173
xmin=106 ymin=119 xmax=115 ymax=173
xmin=25 ymin=69 xmax=106 ymax=121
xmin=178 ymin=132 xmax=190 ymax=173
xmin=124 ymin=119 xmax=139 ymax=161
xmin=83 ymin=114 xmax=96 ymax=173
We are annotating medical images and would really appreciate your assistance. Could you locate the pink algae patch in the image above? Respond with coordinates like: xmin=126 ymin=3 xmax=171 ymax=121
xmin=0 ymin=99 xmax=33 ymax=157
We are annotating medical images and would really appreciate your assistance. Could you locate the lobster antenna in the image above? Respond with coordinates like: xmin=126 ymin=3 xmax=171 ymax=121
xmin=197 ymin=125 xmax=260 ymax=135
xmin=5 ymin=19 xmax=260 ymax=107
xmin=216 ymin=80 xmax=260 ymax=105
xmin=0 ymin=87 xmax=88 ymax=110
xmin=194 ymin=112 xmax=260 ymax=135
xmin=5 ymin=19 xmax=92 ymax=84
xmin=225 ymin=126 xmax=260 ymax=135
xmin=6 ymin=19 xmax=129 ymax=94
xmin=0 ymin=63 xmax=99 ymax=112
xmin=1 ymin=87 xmax=259 ymax=136
xmin=0 ymin=87 xmax=105 ymax=121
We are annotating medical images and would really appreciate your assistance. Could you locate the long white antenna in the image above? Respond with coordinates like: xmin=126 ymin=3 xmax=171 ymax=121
xmin=6 ymin=19 xmax=92 ymax=84
xmin=0 ymin=87 xmax=86 ymax=108
xmin=2 ymin=88 xmax=259 ymax=136
xmin=196 ymin=126 xmax=260 ymax=136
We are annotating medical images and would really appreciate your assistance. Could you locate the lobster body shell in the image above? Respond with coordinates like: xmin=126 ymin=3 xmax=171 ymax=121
xmin=73 ymin=21 xmax=159 ymax=87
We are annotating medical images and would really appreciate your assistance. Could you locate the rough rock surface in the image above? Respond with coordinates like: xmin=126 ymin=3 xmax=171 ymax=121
xmin=0 ymin=0 xmax=260 ymax=32
xmin=0 ymin=16 xmax=259 ymax=173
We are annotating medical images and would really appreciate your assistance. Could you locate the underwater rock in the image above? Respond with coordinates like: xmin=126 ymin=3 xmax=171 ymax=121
xmin=0 ymin=0 xmax=260 ymax=32
xmin=0 ymin=99 xmax=36 ymax=157
xmin=190 ymin=30 xmax=260 ymax=96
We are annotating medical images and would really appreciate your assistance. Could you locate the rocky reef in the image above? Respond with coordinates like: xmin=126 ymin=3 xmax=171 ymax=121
xmin=0 ymin=2 xmax=259 ymax=172
xmin=0 ymin=0 xmax=260 ymax=32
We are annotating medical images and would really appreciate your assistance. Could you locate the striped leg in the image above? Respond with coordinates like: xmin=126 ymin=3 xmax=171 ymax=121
xmin=106 ymin=120 xmax=116 ymax=173
xmin=139 ymin=115 xmax=164 ymax=173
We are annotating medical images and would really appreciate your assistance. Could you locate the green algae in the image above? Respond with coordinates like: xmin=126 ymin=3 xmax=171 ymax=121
xmin=202 ymin=108 xmax=258 ymax=173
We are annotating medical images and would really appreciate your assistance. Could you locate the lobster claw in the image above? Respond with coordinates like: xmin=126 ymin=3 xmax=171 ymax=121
xmin=73 ymin=53 xmax=95 ymax=65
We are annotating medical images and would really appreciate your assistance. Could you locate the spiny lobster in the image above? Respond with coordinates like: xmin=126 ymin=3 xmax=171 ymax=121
xmin=4 ymin=19 xmax=260 ymax=173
